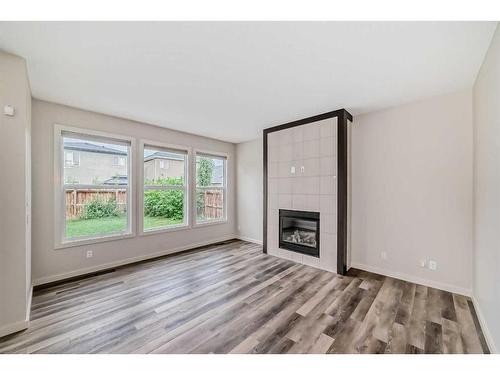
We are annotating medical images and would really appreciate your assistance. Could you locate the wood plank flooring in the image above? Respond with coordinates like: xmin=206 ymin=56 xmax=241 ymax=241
xmin=0 ymin=240 xmax=489 ymax=354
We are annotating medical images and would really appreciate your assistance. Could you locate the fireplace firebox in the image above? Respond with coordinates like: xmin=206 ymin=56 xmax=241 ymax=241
xmin=279 ymin=209 xmax=320 ymax=257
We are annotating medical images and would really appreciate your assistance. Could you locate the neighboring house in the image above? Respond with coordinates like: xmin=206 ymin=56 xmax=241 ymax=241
xmin=103 ymin=175 xmax=128 ymax=186
xmin=144 ymin=151 xmax=185 ymax=181
xmin=211 ymin=162 xmax=223 ymax=186
xmin=64 ymin=141 xmax=128 ymax=184
xmin=64 ymin=142 xmax=223 ymax=186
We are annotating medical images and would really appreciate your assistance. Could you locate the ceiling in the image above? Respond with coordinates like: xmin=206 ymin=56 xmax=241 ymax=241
xmin=0 ymin=22 xmax=496 ymax=143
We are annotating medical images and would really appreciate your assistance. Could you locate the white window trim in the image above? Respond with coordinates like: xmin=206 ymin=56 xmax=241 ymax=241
xmin=193 ymin=149 xmax=228 ymax=227
xmin=54 ymin=124 xmax=136 ymax=249
xmin=138 ymin=139 xmax=191 ymax=236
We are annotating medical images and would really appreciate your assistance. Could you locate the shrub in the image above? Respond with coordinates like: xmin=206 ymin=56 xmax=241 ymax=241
xmin=196 ymin=158 xmax=214 ymax=214
xmin=144 ymin=190 xmax=184 ymax=219
xmin=81 ymin=196 xmax=120 ymax=219
xmin=197 ymin=158 xmax=214 ymax=187
xmin=144 ymin=177 xmax=183 ymax=186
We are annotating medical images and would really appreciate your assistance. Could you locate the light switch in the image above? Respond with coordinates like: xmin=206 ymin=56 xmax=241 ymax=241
xmin=3 ymin=105 xmax=15 ymax=117
xmin=290 ymin=166 xmax=295 ymax=174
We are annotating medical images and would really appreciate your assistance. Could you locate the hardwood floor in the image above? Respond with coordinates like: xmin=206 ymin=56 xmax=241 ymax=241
xmin=0 ymin=240 xmax=489 ymax=354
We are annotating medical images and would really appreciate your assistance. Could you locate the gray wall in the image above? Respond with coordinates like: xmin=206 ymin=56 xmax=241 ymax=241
xmin=0 ymin=51 xmax=31 ymax=336
xmin=473 ymin=24 xmax=500 ymax=353
xmin=32 ymin=99 xmax=236 ymax=285
xmin=351 ymin=89 xmax=474 ymax=295
xmin=236 ymin=138 xmax=263 ymax=243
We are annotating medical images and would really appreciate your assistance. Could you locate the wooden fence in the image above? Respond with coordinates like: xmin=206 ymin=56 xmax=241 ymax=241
xmin=197 ymin=190 xmax=224 ymax=220
xmin=66 ymin=189 xmax=223 ymax=220
xmin=65 ymin=189 xmax=127 ymax=219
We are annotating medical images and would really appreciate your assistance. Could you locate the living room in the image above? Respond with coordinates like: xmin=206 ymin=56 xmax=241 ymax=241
xmin=1 ymin=2 xmax=499 ymax=372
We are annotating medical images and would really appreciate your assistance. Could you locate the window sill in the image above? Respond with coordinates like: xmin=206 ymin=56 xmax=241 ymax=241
xmin=193 ymin=219 xmax=228 ymax=228
xmin=55 ymin=232 xmax=135 ymax=250
xmin=139 ymin=223 xmax=191 ymax=237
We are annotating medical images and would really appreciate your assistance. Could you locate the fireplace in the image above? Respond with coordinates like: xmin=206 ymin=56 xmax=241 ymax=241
xmin=279 ymin=209 xmax=320 ymax=257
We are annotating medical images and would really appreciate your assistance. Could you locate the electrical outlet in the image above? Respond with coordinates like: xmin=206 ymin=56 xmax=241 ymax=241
xmin=420 ymin=260 xmax=426 ymax=268
xmin=86 ymin=250 xmax=93 ymax=259
xmin=429 ymin=260 xmax=437 ymax=271
xmin=380 ymin=251 xmax=387 ymax=260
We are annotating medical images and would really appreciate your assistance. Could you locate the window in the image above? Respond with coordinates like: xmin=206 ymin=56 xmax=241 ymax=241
xmin=143 ymin=146 xmax=188 ymax=232
xmin=195 ymin=153 xmax=227 ymax=224
xmin=159 ymin=160 xmax=168 ymax=169
xmin=64 ymin=151 xmax=80 ymax=167
xmin=57 ymin=128 xmax=132 ymax=245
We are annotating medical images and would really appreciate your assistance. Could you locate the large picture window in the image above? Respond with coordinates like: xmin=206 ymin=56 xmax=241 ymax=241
xmin=57 ymin=128 xmax=132 ymax=245
xmin=55 ymin=127 xmax=229 ymax=247
xmin=142 ymin=146 xmax=188 ymax=232
xmin=195 ymin=153 xmax=227 ymax=224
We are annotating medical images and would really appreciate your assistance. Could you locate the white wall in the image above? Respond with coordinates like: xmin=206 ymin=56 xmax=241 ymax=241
xmin=236 ymin=138 xmax=263 ymax=244
xmin=351 ymin=89 xmax=474 ymax=295
xmin=473 ymin=24 xmax=500 ymax=353
xmin=0 ymin=51 xmax=31 ymax=336
xmin=31 ymin=99 xmax=237 ymax=285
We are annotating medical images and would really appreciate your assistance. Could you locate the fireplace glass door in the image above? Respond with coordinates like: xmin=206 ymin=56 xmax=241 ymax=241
xmin=279 ymin=210 xmax=320 ymax=257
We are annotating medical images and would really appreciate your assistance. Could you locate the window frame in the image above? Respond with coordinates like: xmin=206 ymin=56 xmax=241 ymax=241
xmin=54 ymin=124 xmax=136 ymax=249
xmin=138 ymin=140 xmax=191 ymax=236
xmin=193 ymin=149 xmax=228 ymax=227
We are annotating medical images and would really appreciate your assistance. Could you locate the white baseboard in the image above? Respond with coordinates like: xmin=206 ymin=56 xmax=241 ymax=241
xmin=236 ymin=235 xmax=263 ymax=245
xmin=350 ymin=262 xmax=472 ymax=297
xmin=33 ymin=235 xmax=237 ymax=286
xmin=471 ymin=295 xmax=497 ymax=354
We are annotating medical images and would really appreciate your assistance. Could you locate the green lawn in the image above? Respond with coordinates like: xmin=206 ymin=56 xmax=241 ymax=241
xmin=66 ymin=215 xmax=127 ymax=238
xmin=66 ymin=215 xmax=183 ymax=238
xmin=144 ymin=216 xmax=183 ymax=230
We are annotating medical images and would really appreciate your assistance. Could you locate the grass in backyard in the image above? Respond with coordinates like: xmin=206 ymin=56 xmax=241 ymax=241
xmin=66 ymin=215 xmax=184 ymax=238
xmin=66 ymin=215 xmax=127 ymax=238
xmin=144 ymin=216 xmax=183 ymax=230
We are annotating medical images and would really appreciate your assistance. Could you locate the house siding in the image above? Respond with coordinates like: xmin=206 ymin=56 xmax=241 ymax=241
xmin=64 ymin=150 xmax=127 ymax=184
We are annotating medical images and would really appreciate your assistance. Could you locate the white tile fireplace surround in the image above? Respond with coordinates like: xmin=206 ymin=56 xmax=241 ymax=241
xmin=267 ymin=117 xmax=339 ymax=272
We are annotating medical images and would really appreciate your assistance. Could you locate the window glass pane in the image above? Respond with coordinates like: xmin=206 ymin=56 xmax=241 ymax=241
xmin=64 ymin=137 xmax=128 ymax=185
xmin=196 ymin=155 xmax=224 ymax=187
xmin=64 ymin=187 xmax=128 ymax=239
xmin=62 ymin=134 xmax=130 ymax=240
xmin=196 ymin=188 xmax=224 ymax=222
xmin=144 ymin=147 xmax=185 ymax=186
xmin=143 ymin=147 xmax=187 ymax=231
xmin=196 ymin=154 xmax=226 ymax=223
xmin=143 ymin=190 xmax=185 ymax=230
